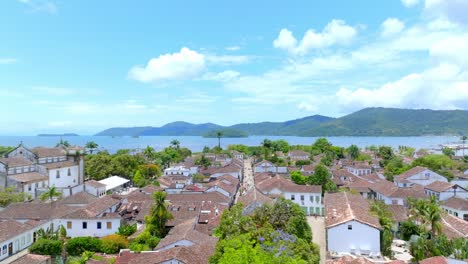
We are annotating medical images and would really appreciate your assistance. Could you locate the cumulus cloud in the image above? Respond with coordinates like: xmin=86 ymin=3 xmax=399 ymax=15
xmin=336 ymin=63 xmax=468 ymax=112
xmin=401 ymin=0 xmax=420 ymax=7
xmin=381 ymin=18 xmax=405 ymax=37
xmin=128 ymin=47 xmax=206 ymax=83
xmin=273 ymin=19 xmax=357 ymax=55
xmin=424 ymin=0 xmax=468 ymax=25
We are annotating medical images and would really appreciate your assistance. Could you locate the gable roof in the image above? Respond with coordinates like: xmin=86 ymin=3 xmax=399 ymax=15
xmin=324 ymin=192 xmax=381 ymax=230
xmin=62 ymin=195 xmax=121 ymax=219
xmin=441 ymin=196 xmax=468 ymax=211
xmin=8 ymin=172 xmax=48 ymax=183
xmin=441 ymin=213 xmax=468 ymax=238
xmin=156 ymin=218 xmax=218 ymax=250
xmin=32 ymin=147 xmax=67 ymax=158
xmin=395 ymin=166 xmax=430 ymax=182
xmin=0 ymin=156 xmax=34 ymax=167
xmin=424 ymin=181 xmax=458 ymax=192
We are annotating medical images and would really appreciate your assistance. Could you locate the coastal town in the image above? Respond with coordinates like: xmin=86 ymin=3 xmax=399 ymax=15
xmin=0 ymin=138 xmax=466 ymax=264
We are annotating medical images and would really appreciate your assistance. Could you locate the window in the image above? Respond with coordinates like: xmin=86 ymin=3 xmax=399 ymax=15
xmin=82 ymin=222 xmax=87 ymax=229
xmin=315 ymin=196 xmax=320 ymax=203
xmin=300 ymin=195 xmax=304 ymax=201
xmin=454 ymin=212 xmax=458 ymax=217
xmin=348 ymin=225 xmax=352 ymax=230
xmin=106 ymin=222 xmax=112 ymax=229
xmin=68 ymin=168 xmax=71 ymax=176
xmin=67 ymin=221 xmax=72 ymax=229
xmin=2 ymin=245 xmax=6 ymax=255
xmin=310 ymin=196 xmax=313 ymax=202
xmin=56 ymin=170 xmax=60 ymax=179
xmin=291 ymin=195 xmax=295 ymax=200
xmin=97 ymin=222 xmax=102 ymax=229
xmin=28 ymin=185 xmax=31 ymax=191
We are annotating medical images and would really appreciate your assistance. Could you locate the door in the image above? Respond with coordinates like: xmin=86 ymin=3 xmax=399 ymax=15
xmin=8 ymin=243 xmax=12 ymax=256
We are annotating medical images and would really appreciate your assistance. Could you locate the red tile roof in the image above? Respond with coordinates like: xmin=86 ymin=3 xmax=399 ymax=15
xmin=257 ymin=174 xmax=322 ymax=194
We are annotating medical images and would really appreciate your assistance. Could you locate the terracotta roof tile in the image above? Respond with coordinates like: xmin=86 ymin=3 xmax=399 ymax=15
xmin=10 ymin=254 xmax=51 ymax=264
xmin=41 ymin=160 xmax=77 ymax=169
xmin=441 ymin=196 xmax=468 ymax=211
xmin=395 ymin=166 xmax=428 ymax=181
xmin=0 ymin=157 xmax=33 ymax=167
xmin=257 ymin=174 xmax=322 ymax=194
xmin=424 ymin=181 xmax=456 ymax=192
xmin=32 ymin=147 xmax=67 ymax=158
xmin=8 ymin=172 xmax=48 ymax=183
xmin=419 ymin=256 xmax=449 ymax=264
xmin=441 ymin=213 xmax=468 ymax=239
xmin=325 ymin=192 xmax=381 ymax=230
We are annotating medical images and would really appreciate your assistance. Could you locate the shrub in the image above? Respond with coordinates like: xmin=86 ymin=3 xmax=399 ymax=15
xmin=129 ymin=242 xmax=150 ymax=252
xmin=101 ymin=234 xmax=128 ymax=254
xmin=29 ymin=239 xmax=62 ymax=256
xmin=66 ymin=237 xmax=102 ymax=256
xmin=117 ymin=224 xmax=137 ymax=237
xmin=133 ymin=230 xmax=160 ymax=249
xmin=295 ymin=160 xmax=311 ymax=166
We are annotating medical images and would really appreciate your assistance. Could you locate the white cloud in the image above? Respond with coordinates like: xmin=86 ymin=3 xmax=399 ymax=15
xmin=401 ymin=0 xmax=420 ymax=8
xmin=202 ymin=70 xmax=240 ymax=82
xmin=381 ymin=18 xmax=405 ymax=37
xmin=128 ymin=47 xmax=206 ymax=83
xmin=31 ymin=86 xmax=74 ymax=96
xmin=205 ymin=54 xmax=250 ymax=65
xmin=424 ymin=0 xmax=468 ymax=25
xmin=336 ymin=63 xmax=468 ymax=111
xmin=0 ymin=58 xmax=18 ymax=64
xmin=429 ymin=34 xmax=468 ymax=66
xmin=273 ymin=19 xmax=357 ymax=55
xmin=17 ymin=0 xmax=57 ymax=14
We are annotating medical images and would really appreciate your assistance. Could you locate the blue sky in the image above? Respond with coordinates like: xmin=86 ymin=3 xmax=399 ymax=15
xmin=1 ymin=0 xmax=468 ymax=135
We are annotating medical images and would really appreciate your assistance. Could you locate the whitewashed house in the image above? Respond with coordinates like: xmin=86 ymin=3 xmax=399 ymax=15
xmin=394 ymin=166 xmax=447 ymax=187
xmin=164 ymin=166 xmax=191 ymax=176
xmin=424 ymin=181 xmax=468 ymax=201
xmin=254 ymin=160 xmax=287 ymax=174
xmin=369 ymin=180 xmax=427 ymax=206
xmin=256 ymin=175 xmax=323 ymax=215
xmin=205 ymin=174 xmax=239 ymax=199
xmin=60 ymin=196 xmax=122 ymax=238
xmin=231 ymin=150 xmax=244 ymax=160
xmin=287 ymin=150 xmax=310 ymax=161
xmin=84 ymin=180 xmax=107 ymax=197
xmin=345 ymin=163 xmax=372 ymax=176
xmin=325 ymin=192 xmax=382 ymax=256
xmin=201 ymin=164 xmax=243 ymax=180
xmin=98 ymin=176 xmax=130 ymax=193
xmin=441 ymin=196 xmax=468 ymax=221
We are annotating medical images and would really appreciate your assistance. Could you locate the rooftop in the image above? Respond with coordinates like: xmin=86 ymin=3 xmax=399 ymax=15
xmin=0 ymin=156 xmax=34 ymax=167
xmin=441 ymin=196 xmax=468 ymax=211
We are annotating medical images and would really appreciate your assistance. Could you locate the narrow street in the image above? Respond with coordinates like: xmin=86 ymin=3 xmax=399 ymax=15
xmin=234 ymin=157 xmax=254 ymax=204
xmin=308 ymin=216 xmax=326 ymax=264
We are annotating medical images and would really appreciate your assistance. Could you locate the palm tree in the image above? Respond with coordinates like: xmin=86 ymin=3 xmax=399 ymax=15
xmin=143 ymin=145 xmax=155 ymax=162
xmin=426 ymin=196 xmax=443 ymax=237
xmin=85 ymin=141 xmax=98 ymax=154
xmin=261 ymin=139 xmax=272 ymax=160
xmin=40 ymin=186 xmax=62 ymax=203
xmin=145 ymin=191 xmax=173 ymax=237
xmin=56 ymin=139 xmax=70 ymax=147
xmin=170 ymin=139 xmax=180 ymax=149
xmin=347 ymin=144 xmax=360 ymax=160
xmin=216 ymin=131 xmax=223 ymax=149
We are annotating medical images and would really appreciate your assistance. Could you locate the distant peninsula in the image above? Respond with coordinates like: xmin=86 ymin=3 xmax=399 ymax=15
xmin=95 ymin=108 xmax=468 ymax=137
xmin=37 ymin=133 xmax=79 ymax=137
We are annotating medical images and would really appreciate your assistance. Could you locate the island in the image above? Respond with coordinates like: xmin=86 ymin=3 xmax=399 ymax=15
xmin=37 ymin=133 xmax=79 ymax=137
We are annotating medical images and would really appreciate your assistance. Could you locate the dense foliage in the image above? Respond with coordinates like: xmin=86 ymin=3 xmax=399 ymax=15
xmin=211 ymin=199 xmax=320 ymax=264
xmin=146 ymin=191 xmax=173 ymax=237
xmin=29 ymin=238 xmax=63 ymax=256
xmin=0 ymin=146 xmax=14 ymax=156
xmin=65 ymin=237 xmax=103 ymax=256
xmin=0 ymin=187 xmax=31 ymax=207
xmin=117 ymin=224 xmax=137 ymax=237
xmin=100 ymin=234 xmax=128 ymax=254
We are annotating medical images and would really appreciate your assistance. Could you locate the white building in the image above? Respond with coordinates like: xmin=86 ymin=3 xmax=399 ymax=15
xmin=394 ymin=166 xmax=447 ymax=187
xmin=424 ymin=181 xmax=468 ymax=201
xmin=441 ymin=196 xmax=468 ymax=221
xmin=325 ymin=192 xmax=382 ymax=256
xmin=287 ymin=150 xmax=310 ymax=161
xmin=369 ymin=180 xmax=427 ymax=206
xmin=253 ymin=160 xmax=287 ymax=174
xmin=256 ymin=175 xmax=323 ymax=215
xmin=164 ymin=166 xmax=191 ymax=176
xmin=345 ymin=163 xmax=372 ymax=177
xmin=98 ymin=176 xmax=130 ymax=193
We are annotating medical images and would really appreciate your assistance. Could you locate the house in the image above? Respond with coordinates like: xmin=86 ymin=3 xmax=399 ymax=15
xmin=201 ymin=163 xmax=243 ymax=180
xmin=419 ymin=256 xmax=467 ymax=264
xmin=84 ymin=180 xmax=107 ymax=197
xmin=451 ymin=172 xmax=468 ymax=189
xmin=237 ymin=187 xmax=274 ymax=215
xmin=254 ymin=160 xmax=287 ymax=174
xmin=325 ymin=192 xmax=382 ymax=256
xmin=369 ymin=180 xmax=426 ymax=206
xmin=60 ymin=195 xmax=122 ymax=238
xmin=205 ymin=174 xmax=239 ymax=199
xmin=287 ymin=150 xmax=310 ymax=161
xmin=424 ymin=181 xmax=468 ymax=201
xmin=115 ymin=218 xmax=218 ymax=264
xmin=98 ymin=176 xmax=130 ymax=193
xmin=441 ymin=196 xmax=468 ymax=221
xmin=440 ymin=214 xmax=468 ymax=239
xmin=0 ymin=143 xmax=85 ymax=198
xmin=10 ymin=254 xmax=52 ymax=264
xmin=164 ymin=166 xmax=191 ymax=176
xmin=394 ymin=166 xmax=447 ymax=187
xmin=300 ymin=165 xmax=315 ymax=175
xmin=230 ymin=150 xmax=244 ymax=160
xmin=345 ymin=163 xmax=372 ymax=177
xmin=256 ymin=175 xmax=323 ymax=215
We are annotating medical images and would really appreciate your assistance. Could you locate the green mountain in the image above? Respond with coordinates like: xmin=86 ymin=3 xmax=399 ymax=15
xmin=94 ymin=108 xmax=468 ymax=137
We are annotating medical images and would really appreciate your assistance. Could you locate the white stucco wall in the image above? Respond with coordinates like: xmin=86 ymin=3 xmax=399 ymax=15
xmin=48 ymin=165 xmax=79 ymax=188
xmin=405 ymin=169 xmax=447 ymax=186
xmin=59 ymin=218 xmax=121 ymax=238
xmin=327 ymin=220 xmax=381 ymax=255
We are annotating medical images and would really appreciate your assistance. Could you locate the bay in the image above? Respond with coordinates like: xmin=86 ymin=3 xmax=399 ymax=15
xmin=0 ymin=135 xmax=461 ymax=154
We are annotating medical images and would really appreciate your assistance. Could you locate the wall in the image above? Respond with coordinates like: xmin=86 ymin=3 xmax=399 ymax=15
xmin=406 ymin=169 xmax=447 ymax=186
xmin=441 ymin=206 xmax=468 ymax=220
xmin=327 ymin=220 xmax=380 ymax=255
xmin=48 ymin=165 xmax=79 ymax=188
xmin=59 ymin=218 xmax=121 ymax=238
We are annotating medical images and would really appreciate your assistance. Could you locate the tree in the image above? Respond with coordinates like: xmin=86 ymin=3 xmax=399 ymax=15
xmin=308 ymin=164 xmax=329 ymax=186
xmin=170 ymin=139 xmax=180 ymax=149
xmin=461 ymin=135 xmax=467 ymax=157
xmin=290 ymin=171 xmax=306 ymax=185
xmin=195 ymin=154 xmax=211 ymax=168
xmin=0 ymin=187 xmax=31 ymax=207
xmin=110 ymin=153 xmax=145 ymax=178
xmin=101 ymin=234 xmax=128 ymax=254
xmin=40 ymin=186 xmax=62 ymax=203
xmin=142 ymin=145 xmax=155 ymax=162
xmin=370 ymin=201 xmax=394 ymax=257
xmin=442 ymin=147 xmax=455 ymax=158
xmin=192 ymin=173 xmax=206 ymax=183
xmin=56 ymin=139 xmax=71 ymax=147
xmin=85 ymin=141 xmax=99 ymax=154
xmin=216 ymin=131 xmax=223 ymax=149
xmin=146 ymin=191 xmax=173 ymax=237
xmin=132 ymin=170 xmax=147 ymax=188
xmin=378 ymin=146 xmax=394 ymax=166
xmin=65 ymin=237 xmax=102 ymax=256
xmin=347 ymin=144 xmax=360 ymax=160
xmin=138 ymin=164 xmax=161 ymax=179
xmin=29 ymin=239 xmax=62 ymax=256
xmin=407 ymin=196 xmax=442 ymax=237
xmin=0 ymin=146 xmax=14 ymax=156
